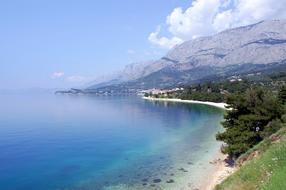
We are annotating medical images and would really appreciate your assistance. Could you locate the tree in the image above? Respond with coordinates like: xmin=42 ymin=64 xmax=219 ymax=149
xmin=278 ymin=85 xmax=286 ymax=104
xmin=216 ymin=88 xmax=283 ymax=159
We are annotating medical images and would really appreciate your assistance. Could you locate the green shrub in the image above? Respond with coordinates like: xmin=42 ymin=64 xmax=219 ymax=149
xmin=281 ymin=114 xmax=286 ymax=123
xmin=261 ymin=119 xmax=283 ymax=138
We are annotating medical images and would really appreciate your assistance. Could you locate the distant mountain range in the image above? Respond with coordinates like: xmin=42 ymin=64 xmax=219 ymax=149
xmin=86 ymin=20 xmax=286 ymax=92
xmin=87 ymin=60 xmax=165 ymax=89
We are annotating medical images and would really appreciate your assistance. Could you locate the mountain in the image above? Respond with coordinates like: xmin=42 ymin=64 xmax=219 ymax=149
xmin=165 ymin=20 xmax=286 ymax=67
xmin=87 ymin=20 xmax=286 ymax=91
xmin=87 ymin=60 xmax=169 ymax=89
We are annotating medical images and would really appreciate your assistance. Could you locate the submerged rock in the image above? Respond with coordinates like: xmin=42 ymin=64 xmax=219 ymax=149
xmin=142 ymin=178 xmax=148 ymax=182
xmin=178 ymin=168 xmax=188 ymax=172
xmin=166 ymin=179 xmax=175 ymax=183
xmin=153 ymin=179 xmax=162 ymax=183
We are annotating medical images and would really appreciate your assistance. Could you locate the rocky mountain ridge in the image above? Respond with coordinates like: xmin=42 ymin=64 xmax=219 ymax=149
xmin=87 ymin=20 xmax=286 ymax=91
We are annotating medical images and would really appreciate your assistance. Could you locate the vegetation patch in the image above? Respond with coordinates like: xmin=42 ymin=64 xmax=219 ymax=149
xmin=216 ymin=126 xmax=286 ymax=190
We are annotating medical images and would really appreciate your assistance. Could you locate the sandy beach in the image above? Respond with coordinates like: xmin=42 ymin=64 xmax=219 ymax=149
xmin=202 ymin=153 xmax=236 ymax=190
xmin=143 ymin=97 xmax=228 ymax=110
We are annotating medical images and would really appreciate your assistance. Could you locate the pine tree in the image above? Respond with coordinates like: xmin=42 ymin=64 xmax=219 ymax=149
xmin=216 ymin=88 xmax=283 ymax=159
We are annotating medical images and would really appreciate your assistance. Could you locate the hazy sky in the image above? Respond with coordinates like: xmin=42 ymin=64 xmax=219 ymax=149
xmin=0 ymin=0 xmax=190 ymax=89
xmin=1 ymin=0 xmax=285 ymax=89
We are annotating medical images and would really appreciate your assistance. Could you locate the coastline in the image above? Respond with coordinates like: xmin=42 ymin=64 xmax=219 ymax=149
xmin=143 ymin=96 xmax=234 ymax=189
xmin=203 ymin=152 xmax=236 ymax=190
xmin=143 ymin=96 xmax=228 ymax=110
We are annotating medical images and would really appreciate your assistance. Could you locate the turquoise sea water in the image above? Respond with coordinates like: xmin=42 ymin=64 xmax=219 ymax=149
xmin=0 ymin=94 xmax=224 ymax=190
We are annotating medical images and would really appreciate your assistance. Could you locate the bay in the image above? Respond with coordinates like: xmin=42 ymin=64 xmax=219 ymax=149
xmin=0 ymin=94 xmax=224 ymax=190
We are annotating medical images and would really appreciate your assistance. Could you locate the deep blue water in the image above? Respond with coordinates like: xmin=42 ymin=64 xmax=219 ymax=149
xmin=0 ymin=94 xmax=224 ymax=190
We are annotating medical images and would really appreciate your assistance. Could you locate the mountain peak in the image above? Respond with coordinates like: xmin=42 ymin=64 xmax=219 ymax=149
xmin=87 ymin=20 xmax=286 ymax=90
xmin=165 ymin=19 xmax=286 ymax=68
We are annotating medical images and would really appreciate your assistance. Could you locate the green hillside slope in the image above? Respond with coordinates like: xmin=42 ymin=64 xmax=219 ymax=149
xmin=216 ymin=127 xmax=286 ymax=190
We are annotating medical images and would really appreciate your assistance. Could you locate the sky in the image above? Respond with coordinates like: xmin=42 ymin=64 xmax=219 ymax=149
xmin=1 ymin=0 xmax=286 ymax=89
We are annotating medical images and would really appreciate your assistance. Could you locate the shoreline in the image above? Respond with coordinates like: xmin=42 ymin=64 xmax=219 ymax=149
xmin=144 ymin=96 xmax=234 ymax=189
xmin=203 ymin=152 xmax=236 ymax=190
xmin=143 ymin=96 xmax=228 ymax=110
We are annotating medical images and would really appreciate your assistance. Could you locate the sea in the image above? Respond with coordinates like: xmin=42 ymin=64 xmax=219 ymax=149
xmin=0 ymin=93 xmax=224 ymax=190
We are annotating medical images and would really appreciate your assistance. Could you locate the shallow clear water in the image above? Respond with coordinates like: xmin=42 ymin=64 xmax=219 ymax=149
xmin=0 ymin=94 xmax=224 ymax=190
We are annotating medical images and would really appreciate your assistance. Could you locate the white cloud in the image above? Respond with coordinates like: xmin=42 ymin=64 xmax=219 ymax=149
xmin=149 ymin=0 xmax=286 ymax=49
xmin=221 ymin=0 xmax=286 ymax=27
xmin=148 ymin=26 xmax=183 ymax=49
xmin=166 ymin=0 xmax=221 ymax=40
xmin=51 ymin=72 xmax=65 ymax=79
